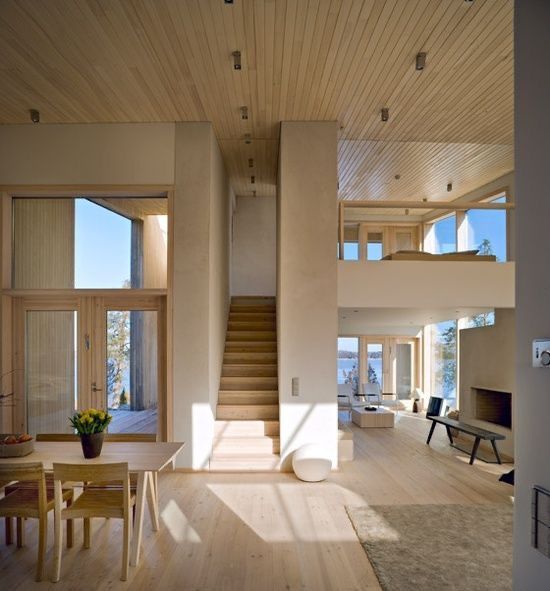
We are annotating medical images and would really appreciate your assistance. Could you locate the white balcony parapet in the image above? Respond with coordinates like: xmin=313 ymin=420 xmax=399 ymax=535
xmin=338 ymin=260 xmax=515 ymax=309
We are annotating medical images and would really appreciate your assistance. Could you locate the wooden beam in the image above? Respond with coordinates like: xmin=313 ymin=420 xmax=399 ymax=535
xmin=341 ymin=200 xmax=515 ymax=210
xmin=338 ymin=202 xmax=345 ymax=260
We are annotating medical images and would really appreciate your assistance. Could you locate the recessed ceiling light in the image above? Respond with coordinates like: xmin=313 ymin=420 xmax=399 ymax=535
xmin=240 ymin=106 xmax=248 ymax=120
xmin=224 ymin=0 xmax=234 ymax=4
xmin=29 ymin=109 xmax=40 ymax=123
xmin=415 ymin=52 xmax=427 ymax=71
xmin=248 ymin=158 xmax=254 ymax=168
xmin=381 ymin=108 xmax=389 ymax=122
xmin=232 ymin=50 xmax=241 ymax=70
xmin=394 ymin=174 xmax=401 ymax=180
xmin=251 ymin=175 xmax=255 ymax=184
xmin=447 ymin=182 xmax=453 ymax=192
xmin=353 ymin=310 xmax=358 ymax=313
xmin=244 ymin=133 xmax=251 ymax=144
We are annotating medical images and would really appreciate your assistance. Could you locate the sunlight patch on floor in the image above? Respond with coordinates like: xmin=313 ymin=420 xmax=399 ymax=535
xmin=205 ymin=481 xmax=368 ymax=543
xmin=161 ymin=499 xmax=202 ymax=543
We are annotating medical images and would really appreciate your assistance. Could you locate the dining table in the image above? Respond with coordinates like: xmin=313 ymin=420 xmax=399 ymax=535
xmin=0 ymin=440 xmax=184 ymax=565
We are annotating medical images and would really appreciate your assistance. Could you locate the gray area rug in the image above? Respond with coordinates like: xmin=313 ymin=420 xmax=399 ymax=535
xmin=346 ymin=503 xmax=513 ymax=591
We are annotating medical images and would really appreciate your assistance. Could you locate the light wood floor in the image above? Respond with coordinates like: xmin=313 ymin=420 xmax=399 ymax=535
xmin=0 ymin=412 xmax=513 ymax=590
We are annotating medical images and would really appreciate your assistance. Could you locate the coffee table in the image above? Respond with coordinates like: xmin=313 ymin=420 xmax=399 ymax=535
xmin=352 ymin=406 xmax=395 ymax=428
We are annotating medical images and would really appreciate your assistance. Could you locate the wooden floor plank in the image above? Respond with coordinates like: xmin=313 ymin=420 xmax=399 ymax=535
xmin=0 ymin=412 xmax=512 ymax=590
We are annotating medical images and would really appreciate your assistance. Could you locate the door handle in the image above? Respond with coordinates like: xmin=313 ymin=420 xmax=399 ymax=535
xmin=91 ymin=382 xmax=103 ymax=392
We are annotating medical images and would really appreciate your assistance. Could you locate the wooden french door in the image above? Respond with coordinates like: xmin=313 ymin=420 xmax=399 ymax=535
xmin=13 ymin=294 xmax=166 ymax=439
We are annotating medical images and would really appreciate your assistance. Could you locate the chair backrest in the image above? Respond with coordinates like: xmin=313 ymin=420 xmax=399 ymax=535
xmin=52 ymin=462 xmax=129 ymax=488
xmin=0 ymin=461 xmax=44 ymax=484
xmin=362 ymin=382 xmax=381 ymax=397
xmin=337 ymin=383 xmax=352 ymax=396
xmin=36 ymin=433 xmax=79 ymax=442
xmin=426 ymin=396 xmax=444 ymax=418
xmin=105 ymin=433 xmax=157 ymax=442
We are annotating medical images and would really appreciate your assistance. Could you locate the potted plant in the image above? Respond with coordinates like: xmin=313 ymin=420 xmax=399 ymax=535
xmin=69 ymin=408 xmax=112 ymax=459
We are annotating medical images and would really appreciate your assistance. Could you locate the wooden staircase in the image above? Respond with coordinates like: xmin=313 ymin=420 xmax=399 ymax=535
xmin=210 ymin=296 xmax=280 ymax=471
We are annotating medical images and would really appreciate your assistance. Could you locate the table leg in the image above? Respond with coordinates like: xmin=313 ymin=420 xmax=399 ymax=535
xmin=491 ymin=439 xmax=502 ymax=464
xmin=146 ymin=472 xmax=160 ymax=532
xmin=426 ymin=420 xmax=436 ymax=445
xmin=469 ymin=437 xmax=481 ymax=465
xmin=130 ymin=471 xmax=147 ymax=566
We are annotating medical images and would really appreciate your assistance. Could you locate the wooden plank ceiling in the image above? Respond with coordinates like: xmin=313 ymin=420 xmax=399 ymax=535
xmin=0 ymin=0 xmax=513 ymax=202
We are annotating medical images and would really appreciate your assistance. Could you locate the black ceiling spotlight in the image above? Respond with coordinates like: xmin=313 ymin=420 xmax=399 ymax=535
xmin=251 ymin=175 xmax=256 ymax=184
xmin=252 ymin=190 xmax=257 ymax=197
xmin=232 ymin=50 xmax=241 ymax=70
xmin=29 ymin=109 xmax=40 ymax=123
xmin=240 ymin=106 xmax=248 ymax=120
xmin=244 ymin=133 xmax=251 ymax=144
xmin=381 ymin=107 xmax=389 ymax=122
xmin=224 ymin=0 xmax=234 ymax=4
xmin=447 ymin=182 xmax=453 ymax=192
xmin=415 ymin=52 xmax=427 ymax=71
xmin=248 ymin=158 xmax=254 ymax=168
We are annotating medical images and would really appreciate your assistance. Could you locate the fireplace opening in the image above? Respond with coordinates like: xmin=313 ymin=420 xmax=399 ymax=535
xmin=472 ymin=387 xmax=512 ymax=429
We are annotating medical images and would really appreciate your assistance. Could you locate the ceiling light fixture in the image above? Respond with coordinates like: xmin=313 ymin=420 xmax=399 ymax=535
xmin=248 ymin=158 xmax=254 ymax=168
xmin=252 ymin=190 xmax=257 ymax=197
xmin=232 ymin=50 xmax=241 ymax=70
xmin=381 ymin=107 xmax=389 ymax=122
xmin=240 ymin=106 xmax=248 ymax=120
xmin=394 ymin=174 xmax=401 ymax=180
xmin=447 ymin=182 xmax=453 ymax=192
xmin=29 ymin=109 xmax=40 ymax=123
xmin=415 ymin=52 xmax=427 ymax=71
xmin=224 ymin=0 xmax=234 ymax=4
xmin=244 ymin=133 xmax=251 ymax=144
xmin=251 ymin=175 xmax=256 ymax=184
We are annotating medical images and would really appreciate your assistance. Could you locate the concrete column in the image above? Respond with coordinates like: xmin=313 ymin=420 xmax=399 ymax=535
xmin=277 ymin=121 xmax=338 ymax=469
xmin=514 ymin=1 xmax=550 ymax=587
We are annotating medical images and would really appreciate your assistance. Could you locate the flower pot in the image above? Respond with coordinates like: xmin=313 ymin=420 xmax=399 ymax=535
xmin=80 ymin=432 xmax=105 ymax=459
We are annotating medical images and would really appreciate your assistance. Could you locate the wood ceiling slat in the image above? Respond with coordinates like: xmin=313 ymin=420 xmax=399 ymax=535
xmin=0 ymin=0 xmax=513 ymax=200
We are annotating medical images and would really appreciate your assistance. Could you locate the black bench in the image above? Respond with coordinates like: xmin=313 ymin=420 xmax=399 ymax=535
xmin=426 ymin=415 xmax=505 ymax=465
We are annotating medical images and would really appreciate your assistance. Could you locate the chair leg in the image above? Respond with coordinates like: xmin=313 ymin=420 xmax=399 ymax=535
xmin=83 ymin=518 xmax=91 ymax=549
xmin=35 ymin=514 xmax=47 ymax=582
xmin=16 ymin=517 xmax=24 ymax=547
xmin=52 ymin=511 xmax=63 ymax=582
xmin=66 ymin=498 xmax=73 ymax=548
xmin=5 ymin=517 xmax=12 ymax=545
xmin=121 ymin=512 xmax=131 ymax=581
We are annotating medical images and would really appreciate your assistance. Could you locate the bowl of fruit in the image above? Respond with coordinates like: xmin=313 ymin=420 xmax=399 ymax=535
xmin=0 ymin=433 xmax=34 ymax=457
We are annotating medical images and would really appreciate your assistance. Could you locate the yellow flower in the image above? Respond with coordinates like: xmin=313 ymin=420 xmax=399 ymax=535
xmin=99 ymin=411 xmax=106 ymax=420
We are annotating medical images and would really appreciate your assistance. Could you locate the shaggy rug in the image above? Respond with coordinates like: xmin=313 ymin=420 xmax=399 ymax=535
xmin=346 ymin=503 xmax=513 ymax=591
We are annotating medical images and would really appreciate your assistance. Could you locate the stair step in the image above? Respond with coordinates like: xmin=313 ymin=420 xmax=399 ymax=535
xmin=214 ymin=420 xmax=280 ymax=437
xmin=212 ymin=436 xmax=280 ymax=455
xmin=229 ymin=312 xmax=276 ymax=322
xmin=218 ymin=391 xmax=278 ymax=405
xmin=228 ymin=321 xmax=276 ymax=331
xmin=225 ymin=342 xmax=277 ymax=352
xmin=222 ymin=364 xmax=277 ymax=377
xmin=220 ymin=376 xmax=278 ymax=390
xmin=226 ymin=331 xmax=276 ymax=342
xmin=216 ymin=404 xmax=279 ymax=420
xmin=230 ymin=305 xmax=276 ymax=314
xmin=231 ymin=296 xmax=275 ymax=305
xmin=209 ymin=454 xmax=281 ymax=472
xmin=223 ymin=352 xmax=277 ymax=364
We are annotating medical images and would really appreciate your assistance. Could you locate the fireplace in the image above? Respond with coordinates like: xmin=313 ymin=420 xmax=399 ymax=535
xmin=472 ymin=387 xmax=512 ymax=429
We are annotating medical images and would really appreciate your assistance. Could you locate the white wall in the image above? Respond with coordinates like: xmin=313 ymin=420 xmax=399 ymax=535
xmin=231 ymin=196 xmax=276 ymax=296
xmin=338 ymin=261 xmax=515 ymax=309
xmin=514 ymin=1 xmax=550 ymax=587
xmin=278 ymin=121 xmax=338 ymax=470
xmin=0 ymin=123 xmax=174 ymax=185
xmin=172 ymin=122 xmax=231 ymax=469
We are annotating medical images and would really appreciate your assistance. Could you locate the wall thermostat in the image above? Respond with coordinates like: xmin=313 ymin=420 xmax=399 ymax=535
xmin=532 ymin=339 xmax=550 ymax=367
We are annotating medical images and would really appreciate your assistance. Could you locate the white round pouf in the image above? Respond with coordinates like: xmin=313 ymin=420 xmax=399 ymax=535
xmin=292 ymin=444 xmax=332 ymax=482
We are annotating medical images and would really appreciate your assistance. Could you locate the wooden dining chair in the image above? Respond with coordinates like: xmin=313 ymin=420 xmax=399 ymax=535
xmin=52 ymin=462 xmax=135 ymax=582
xmin=0 ymin=462 xmax=73 ymax=581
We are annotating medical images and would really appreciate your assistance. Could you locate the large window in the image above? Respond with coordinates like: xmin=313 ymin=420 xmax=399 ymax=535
xmin=338 ymin=337 xmax=359 ymax=394
xmin=466 ymin=195 xmax=506 ymax=261
xmin=343 ymin=242 xmax=359 ymax=260
xmin=431 ymin=214 xmax=456 ymax=254
xmin=12 ymin=197 xmax=167 ymax=289
xmin=366 ymin=232 xmax=383 ymax=260
xmin=366 ymin=343 xmax=384 ymax=391
xmin=430 ymin=320 xmax=457 ymax=406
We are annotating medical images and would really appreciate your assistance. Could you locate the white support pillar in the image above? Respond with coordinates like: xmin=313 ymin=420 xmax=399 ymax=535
xmin=277 ymin=121 xmax=339 ymax=470
xmin=514 ymin=1 xmax=550 ymax=587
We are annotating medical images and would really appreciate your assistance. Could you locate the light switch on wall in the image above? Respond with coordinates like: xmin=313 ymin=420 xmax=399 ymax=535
xmin=292 ymin=377 xmax=299 ymax=397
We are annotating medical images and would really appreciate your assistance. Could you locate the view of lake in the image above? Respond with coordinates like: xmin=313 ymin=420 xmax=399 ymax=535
xmin=338 ymin=358 xmax=382 ymax=385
